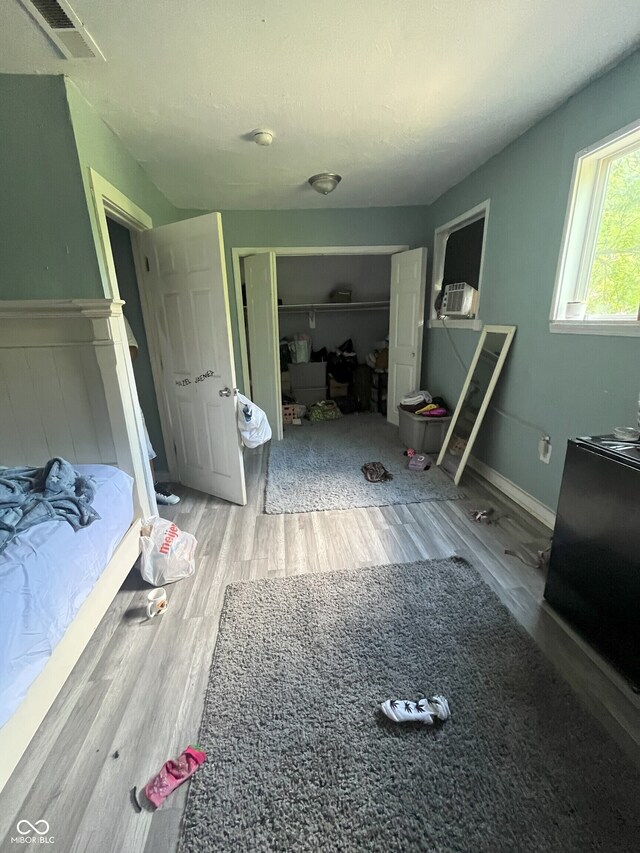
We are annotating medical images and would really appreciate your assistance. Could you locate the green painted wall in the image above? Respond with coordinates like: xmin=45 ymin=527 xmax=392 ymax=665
xmin=64 ymin=79 xmax=182 ymax=297
xmin=0 ymin=74 xmax=181 ymax=470
xmin=0 ymin=75 xmax=183 ymax=302
xmin=0 ymin=75 xmax=99 ymax=299
xmin=6 ymin=53 xmax=640 ymax=515
xmin=422 ymin=49 xmax=640 ymax=512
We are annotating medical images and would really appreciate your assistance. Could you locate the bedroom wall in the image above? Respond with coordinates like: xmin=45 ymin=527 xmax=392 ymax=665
xmin=422 ymin=48 xmax=640 ymax=513
xmin=275 ymin=254 xmax=392 ymax=362
xmin=0 ymin=74 xmax=185 ymax=303
xmin=0 ymin=74 xmax=178 ymax=473
xmin=0 ymin=74 xmax=99 ymax=300
xmin=64 ymin=79 xmax=184 ymax=298
xmin=276 ymin=254 xmax=392 ymax=304
xmin=6 ymin=58 xmax=638 ymax=516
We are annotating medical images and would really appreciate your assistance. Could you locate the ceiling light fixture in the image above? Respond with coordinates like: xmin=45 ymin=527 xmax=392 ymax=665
xmin=252 ymin=129 xmax=274 ymax=146
xmin=308 ymin=172 xmax=342 ymax=195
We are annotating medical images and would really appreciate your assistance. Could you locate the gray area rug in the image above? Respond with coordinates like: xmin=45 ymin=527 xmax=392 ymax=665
xmin=265 ymin=413 xmax=462 ymax=513
xmin=180 ymin=559 xmax=640 ymax=852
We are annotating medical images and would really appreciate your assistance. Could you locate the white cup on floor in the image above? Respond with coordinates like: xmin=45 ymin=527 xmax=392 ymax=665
xmin=146 ymin=588 xmax=167 ymax=618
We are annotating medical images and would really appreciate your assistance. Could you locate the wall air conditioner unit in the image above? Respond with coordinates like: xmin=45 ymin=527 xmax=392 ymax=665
xmin=441 ymin=282 xmax=477 ymax=319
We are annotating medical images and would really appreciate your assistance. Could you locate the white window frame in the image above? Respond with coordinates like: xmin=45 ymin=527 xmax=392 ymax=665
xmin=550 ymin=117 xmax=640 ymax=337
xmin=428 ymin=200 xmax=489 ymax=331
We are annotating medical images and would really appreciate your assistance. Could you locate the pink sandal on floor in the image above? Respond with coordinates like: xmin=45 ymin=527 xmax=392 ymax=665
xmin=134 ymin=745 xmax=206 ymax=810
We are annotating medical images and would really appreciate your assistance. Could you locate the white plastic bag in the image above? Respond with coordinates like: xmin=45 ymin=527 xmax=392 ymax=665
xmin=140 ymin=516 xmax=196 ymax=586
xmin=237 ymin=393 xmax=272 ymax=448
xmin=288 ymin=335 xmax=312 ymax=363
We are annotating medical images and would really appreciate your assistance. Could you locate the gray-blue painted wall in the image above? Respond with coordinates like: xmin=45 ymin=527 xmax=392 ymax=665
xmin=422 ymin=49 xmax=640 ymax=511
xmin=0 ymin=75 xmax=99 ymax=299
xmin=3 ymin=49 xmax=640 ymax=513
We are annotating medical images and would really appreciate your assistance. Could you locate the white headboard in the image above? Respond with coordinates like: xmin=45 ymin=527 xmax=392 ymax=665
xmin=0 ymin=299 xmax=155 ymax=518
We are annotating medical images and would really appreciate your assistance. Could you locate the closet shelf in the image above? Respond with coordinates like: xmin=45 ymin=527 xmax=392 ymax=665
xmin=278 ymin=300 xmax=390 ymax=313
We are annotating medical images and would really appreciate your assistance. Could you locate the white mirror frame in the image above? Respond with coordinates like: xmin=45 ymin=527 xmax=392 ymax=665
xmin=436 ymin=324 xmax=516 ymax=484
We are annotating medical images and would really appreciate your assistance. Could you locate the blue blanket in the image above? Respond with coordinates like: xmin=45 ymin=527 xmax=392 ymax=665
xmin=0 ymin=458 xmax=100 ymax=554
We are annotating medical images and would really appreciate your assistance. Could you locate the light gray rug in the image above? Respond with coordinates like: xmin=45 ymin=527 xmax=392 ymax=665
xmin=265 ymin=413 xmax=462 ymax=513
xmin=180 ymin=559 xmax=640 ymax=853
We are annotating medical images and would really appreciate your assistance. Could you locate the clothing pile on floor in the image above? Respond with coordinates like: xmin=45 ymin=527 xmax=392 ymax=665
xmin=308 ymin=400 xmax=342 ymax=422
xmin=361 ymin=461 xmax=393 ymax=483
xmin=399 ymin=390 xmax=449 ymax=418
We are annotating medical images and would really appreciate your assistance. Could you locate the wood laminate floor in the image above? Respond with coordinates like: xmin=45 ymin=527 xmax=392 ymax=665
xmin=1 ymin=444 xmax=639 ymax=852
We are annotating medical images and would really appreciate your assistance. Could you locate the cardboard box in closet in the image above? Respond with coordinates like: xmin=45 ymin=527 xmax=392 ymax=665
xmin=288 ymin=362 xmax=327 ymax=389
xmin=329 ymin=378 xmax=349 ymax=398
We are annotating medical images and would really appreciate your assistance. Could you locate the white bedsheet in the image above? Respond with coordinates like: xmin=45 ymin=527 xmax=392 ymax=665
xmin=0 ymin=464 xmax=134 ymax=729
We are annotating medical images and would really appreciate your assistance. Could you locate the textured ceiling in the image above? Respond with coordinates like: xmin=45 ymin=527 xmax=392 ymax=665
xmin=2 ymin=1 xmax=640 ymax=210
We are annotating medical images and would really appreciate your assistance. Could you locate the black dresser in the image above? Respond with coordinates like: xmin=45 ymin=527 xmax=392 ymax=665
xmin=544 ymin=437 xmax=640 ymax=691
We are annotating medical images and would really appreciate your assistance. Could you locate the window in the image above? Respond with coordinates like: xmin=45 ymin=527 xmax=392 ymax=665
xmin=551 ymin=119 xmax=640 ymax=335
xmin=430 ymin=200 xmax=489 ymax=330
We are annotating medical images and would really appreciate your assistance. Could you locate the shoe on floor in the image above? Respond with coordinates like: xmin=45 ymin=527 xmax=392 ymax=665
xmin=155 ymin=485 xmax=180 ymax=505
xmin=380 ymin=695 xmax=450 ymax=724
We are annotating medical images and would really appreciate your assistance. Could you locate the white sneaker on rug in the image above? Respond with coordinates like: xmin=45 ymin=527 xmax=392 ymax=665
xmin=155 ymin=485 xmax=180 ymax=505
xmin=381 ymin=695 xmax=450 ymax=724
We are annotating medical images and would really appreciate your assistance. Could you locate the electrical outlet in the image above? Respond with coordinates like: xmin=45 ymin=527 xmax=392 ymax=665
xmin=538 ymin=435 xmax=552 ymax=464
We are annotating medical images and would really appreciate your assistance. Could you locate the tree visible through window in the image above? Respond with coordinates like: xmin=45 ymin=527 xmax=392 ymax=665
xmin=585 ymin=148 xmax=640 ymax=318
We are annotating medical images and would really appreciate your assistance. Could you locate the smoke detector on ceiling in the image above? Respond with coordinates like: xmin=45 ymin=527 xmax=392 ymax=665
xmin=18 ymin=0 xmax=105 ymax=60
xmin=252 ymin=129 xmax=274 ymax=146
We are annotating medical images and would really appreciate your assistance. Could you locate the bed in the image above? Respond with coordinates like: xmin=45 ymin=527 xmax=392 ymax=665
xmin=0 ymin=299 xmax=155 ymax=792
xmin=0 ymin=464 xmax=134 ymax=729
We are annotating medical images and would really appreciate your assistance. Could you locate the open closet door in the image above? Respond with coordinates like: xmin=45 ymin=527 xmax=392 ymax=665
xmin=387 ymin=248 xmax=428 ymax=426
xmin=244 ymin=252 xmax=283 ymax=441
xmin=140 ymin=213 xmax=247 ymax=505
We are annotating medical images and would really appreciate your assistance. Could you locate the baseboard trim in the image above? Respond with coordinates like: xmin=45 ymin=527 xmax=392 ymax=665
xmin=467 ymin=456 xmax=556 ymax=530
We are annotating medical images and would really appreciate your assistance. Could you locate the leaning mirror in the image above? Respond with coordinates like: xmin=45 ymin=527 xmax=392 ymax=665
xmin=437 ymin=325 xmax=516 ymax=484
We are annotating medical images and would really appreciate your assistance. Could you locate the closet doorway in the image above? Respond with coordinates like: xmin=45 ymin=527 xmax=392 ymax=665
xmin=232 ymin=245 xmax=427 ymax=440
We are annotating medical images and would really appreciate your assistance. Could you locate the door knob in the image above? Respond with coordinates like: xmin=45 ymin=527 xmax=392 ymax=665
xmin=219 ymin=387 xmax=232 ymax=397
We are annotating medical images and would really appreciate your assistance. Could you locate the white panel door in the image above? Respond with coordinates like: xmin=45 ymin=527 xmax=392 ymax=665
xmin=244 ymin=252 xmax=283 ymax=441
xmin=140 ymin=213 xmax=247 ymax=505
xmin=387 ymin=248 xmax=428 ymax=426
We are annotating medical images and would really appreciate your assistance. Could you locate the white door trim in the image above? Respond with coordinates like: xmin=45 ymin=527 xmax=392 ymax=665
xmin=88 ymin=168 xmax=178 ymax=482
xmin=244 ymin=252 xmax=283 ymax=440
xmin=387 ymin=247 xmax=428 ymax=426
xmin=231 ymin=244 xmax=409 ymax=394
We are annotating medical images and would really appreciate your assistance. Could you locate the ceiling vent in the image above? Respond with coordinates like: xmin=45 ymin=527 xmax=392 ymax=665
xmin=18 ymin=0 xmax=105 ymax=60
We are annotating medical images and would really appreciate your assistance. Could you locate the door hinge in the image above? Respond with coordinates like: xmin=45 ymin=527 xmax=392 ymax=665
xmin=145 ymin=256 xmax=150 ymax=272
